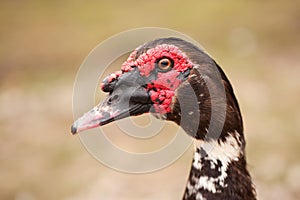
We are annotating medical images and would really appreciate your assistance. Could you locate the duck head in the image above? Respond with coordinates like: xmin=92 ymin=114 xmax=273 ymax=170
xmin=71 ymin=37 xmax=242 ymax=141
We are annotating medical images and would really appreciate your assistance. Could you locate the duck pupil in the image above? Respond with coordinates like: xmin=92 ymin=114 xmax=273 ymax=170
xmin=161 ymin=60 xmax=169 ymax=66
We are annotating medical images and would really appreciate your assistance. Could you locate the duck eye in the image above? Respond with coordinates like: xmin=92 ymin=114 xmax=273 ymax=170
xmin=157 ymin=58 xmax=173 ymax=71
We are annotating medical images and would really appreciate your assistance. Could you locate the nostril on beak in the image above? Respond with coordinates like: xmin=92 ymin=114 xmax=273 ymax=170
xmin=108 ymin=94 xmax=119 ymax=105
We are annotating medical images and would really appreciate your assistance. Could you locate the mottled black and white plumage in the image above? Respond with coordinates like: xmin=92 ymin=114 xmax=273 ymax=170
xmin=71 ymin=37 xmax=257 ymax=200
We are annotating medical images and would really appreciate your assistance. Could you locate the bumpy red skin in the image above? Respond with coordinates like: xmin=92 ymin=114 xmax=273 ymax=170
xmin=102 ymin=44 xmax=194 ymax=114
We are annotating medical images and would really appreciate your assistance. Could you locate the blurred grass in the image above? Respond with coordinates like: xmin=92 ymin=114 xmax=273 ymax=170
xmin=0 ymin=0 xmax=300 ymax=200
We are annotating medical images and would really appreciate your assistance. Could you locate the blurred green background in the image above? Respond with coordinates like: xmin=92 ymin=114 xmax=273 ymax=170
xmin=1 ymin=0 xmax=300 ymax=199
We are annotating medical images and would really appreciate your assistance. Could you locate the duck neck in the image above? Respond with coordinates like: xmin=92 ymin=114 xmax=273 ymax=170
xmin=183 ymin=131 xmax=256 ymax=200
xmin=165 ymin=63 xmax=257 ymax=199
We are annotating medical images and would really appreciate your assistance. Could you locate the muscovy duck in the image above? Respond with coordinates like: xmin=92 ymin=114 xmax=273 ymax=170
xmin=71 ymin=37 xmax=257 ymax=200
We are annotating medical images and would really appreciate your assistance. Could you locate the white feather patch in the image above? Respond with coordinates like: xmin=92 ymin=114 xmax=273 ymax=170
xmin=193 ymin=131 xmax=242 ymax=192
xmin=196 ymin=193 xmax=206 ymax=200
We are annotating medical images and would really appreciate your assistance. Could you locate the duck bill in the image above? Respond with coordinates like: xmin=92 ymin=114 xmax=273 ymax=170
xmin=71 ymin=86 xmax=151 ymax=134
xmin=71 ymin=100 xmax=114 ymax=134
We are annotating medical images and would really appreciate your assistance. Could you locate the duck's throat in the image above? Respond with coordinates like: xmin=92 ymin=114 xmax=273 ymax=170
xmin=183 ymin=132 xmax=256 ymax=200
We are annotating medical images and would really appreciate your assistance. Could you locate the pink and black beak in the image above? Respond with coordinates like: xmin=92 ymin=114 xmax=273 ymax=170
xmin=71 ymin=69 xmax=152 ymax=134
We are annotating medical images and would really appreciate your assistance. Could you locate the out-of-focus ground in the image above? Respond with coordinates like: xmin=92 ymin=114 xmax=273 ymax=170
xmin=1 ymin=1 xmax=300 ymax=199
